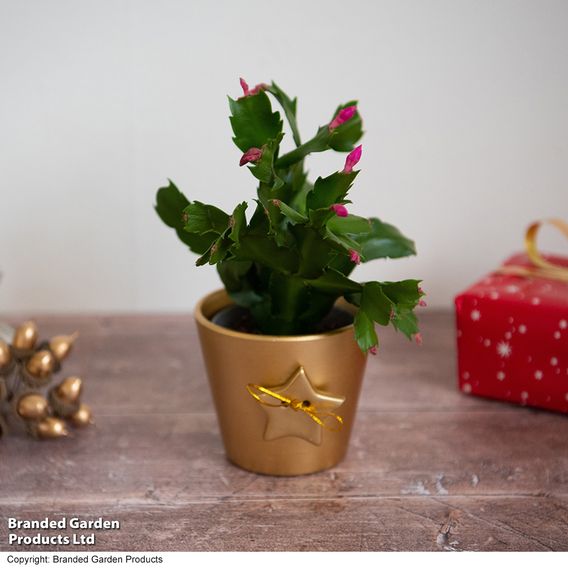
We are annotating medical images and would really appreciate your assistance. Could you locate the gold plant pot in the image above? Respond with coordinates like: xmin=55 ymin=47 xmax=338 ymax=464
xmin=195 ymin=289 xmax=368 ymax=476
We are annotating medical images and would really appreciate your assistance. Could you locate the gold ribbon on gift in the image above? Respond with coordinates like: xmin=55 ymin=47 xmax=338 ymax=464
xmin=498 ymin=218 xmax=568 ymax=282
xmin=246 ymin=384 xmax=344 ymax=431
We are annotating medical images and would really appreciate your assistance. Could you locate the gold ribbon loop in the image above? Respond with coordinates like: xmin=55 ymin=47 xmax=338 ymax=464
xmin=246 ymin=383 xmax=344 ymax=431
xmin=499 ymin=218 xmax=568 ymax=282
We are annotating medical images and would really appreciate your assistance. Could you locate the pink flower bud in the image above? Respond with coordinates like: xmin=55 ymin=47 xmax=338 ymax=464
xmin=419 ymin=299 xmax=427 ymax=307
xmin=368 ymin=346 xmax=378 ymax=356
xmin=330 ymin=204 xmax=348 ymax=217
xmin=342 ymin=145 xmax=362 ymax=174
xmin=390 ymin=307 xmax=396 ymax=320
xmin=329 ymin=105 xmax=357 ymax=131
xmin=349 ymin=249 xmax=361 ymax=264
xmin=239 ymin=78 xmax=268 ymax=97
xmin=239 ymin=77 xmax=250 ymax=97
xmin=418 ymin=286 xmax=425 ymax=295
xmin=239 ymin=147 xmax=263 ymax=166
xmin=414 ymin=333 xmax=423 ymax=346
xmin=249 ymin=83 xmax=269 ymax=96
xmin=271 ymin=199 xmax=281 ymax=207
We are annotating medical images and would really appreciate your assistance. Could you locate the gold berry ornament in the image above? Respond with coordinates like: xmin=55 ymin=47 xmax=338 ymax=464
xmin=17 ymin=393 xmax=49 ymax=421
xmin=56 ymin=376 xmax=83 ymax=403
xmin=36 ymin=417 xmax=68 ymax=439
xmin=49 ymin=377 xmax=82 ymax=417
xmin=69 ymin=404 xmax=93 ymax=427
xmin=25 ymin=349 xmax=56 ymax=379
xmin=49 ymin=332 xmax=79 ymax=362
xmin=12 ymin=321 xmax=38 ymax=350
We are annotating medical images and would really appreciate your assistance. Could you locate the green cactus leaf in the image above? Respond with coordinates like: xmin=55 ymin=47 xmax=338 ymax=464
xmin=229 ymin=202 xmax=248 ymax=243
xmin=324 ymin=228 xmax=361 ymax=254
xmin=361 ymin=282 xmax=393 ymax=326
xmin=307 ymin=171 xmax=358 ymax=211
xmin=183 ymin=201 xmax=230 ymax=235
xmin=380 ymin=280 xmax=422 ymax=309
xmin=278 ymin=201 xmax=308 ymax=225
xmin=305 ymin=268 xmax=362 ymax=295
xmin=353 ymin=309 xmax=378 ymax=352
xmin=355 ymin=218 xmax=416 ymax=260
xmin=268 ymin=273 xmax=309 ymax=321
xmin=379 ymin=280 xmax=421 ymax=339
xmin=196 ymin=248 xmax=211 ymax=266
xmin=308 ymin=207 xmax=334 ymax=229
xmin=256 ymin=188 xmax=291 ymax=247
xmin=294 ymin=226 xmax=336 ymax=278
xmin=217 ymin=260 xmax=263 ymax=307
xmin=209 ymin=232 xmax=233 ymax=264
xmin=236 ymin=235 xmax=299 ymax=274
xmin=229 ymin=92 xmax=283 ymax=152
xmin=155 ymin=180 xmax=216 ymax=254
xmin=327 ymin=214 xmax=372 ymax=235
xmin=390 ymin=309 xmax=419 ymax=339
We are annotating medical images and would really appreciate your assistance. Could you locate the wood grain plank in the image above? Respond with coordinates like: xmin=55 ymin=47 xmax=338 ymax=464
xmin=1 ymin=411 xmax=566 ymax=503
xmin=1 ymin=496 xmax=567 ymax=551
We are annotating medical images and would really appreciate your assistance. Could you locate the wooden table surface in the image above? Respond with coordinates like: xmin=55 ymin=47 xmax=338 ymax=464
xmin=1 ymin=311 xmax=567 ymax=552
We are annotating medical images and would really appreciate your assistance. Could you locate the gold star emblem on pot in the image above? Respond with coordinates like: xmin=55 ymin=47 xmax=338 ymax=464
xmin=247 ymin=366 xmax=345 ymax=446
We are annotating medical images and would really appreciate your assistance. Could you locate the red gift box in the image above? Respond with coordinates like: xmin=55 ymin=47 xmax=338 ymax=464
xmin=455 ymin=252 xmax=568 ymax=413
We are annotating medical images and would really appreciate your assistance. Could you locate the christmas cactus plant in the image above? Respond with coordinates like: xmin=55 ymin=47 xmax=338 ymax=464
xmin=155 ymin=79 xmax=424 ymax=353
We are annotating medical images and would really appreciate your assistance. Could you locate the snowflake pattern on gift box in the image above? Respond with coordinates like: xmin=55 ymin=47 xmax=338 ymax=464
xmin=496 ymin=341 xmax=512 ymax=358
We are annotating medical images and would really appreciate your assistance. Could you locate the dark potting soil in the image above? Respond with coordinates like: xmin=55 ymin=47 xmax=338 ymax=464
xmin=211 ymin=305 xmax=354 ymax=335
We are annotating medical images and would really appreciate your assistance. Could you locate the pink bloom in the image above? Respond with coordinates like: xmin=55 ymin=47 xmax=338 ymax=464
xmin=239 ymin=77 xmax=268 ymax=97
xmin=414 ymin=333 xmax=423 ymax=346
xmin=329 ymin=105 xmax=357 ymax=131
xmin=419 ymin=299 xmax=427 ymax=307
xmin=330 ymin=203 xmax=348 ymax=217
xmin=368 ymin=346 xmax=378 ymax=356
xmin=418 ymin=286 xmax=425 ymax=295
xmin=249 ymin=83 xmax=269 ymax=96
xmin=240 ymin=77 xmax=250 ymax=97
xmin=349 ymin=249 xmax=361 ymax=264
xmin=239 ymin=147 xmax=263 ymax=166
xmin=342 ymin=144 xmax=362 ymax=174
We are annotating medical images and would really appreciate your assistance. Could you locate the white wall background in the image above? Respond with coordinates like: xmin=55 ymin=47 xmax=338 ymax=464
xmin=0 ymin=0 xmax=567 ymax=313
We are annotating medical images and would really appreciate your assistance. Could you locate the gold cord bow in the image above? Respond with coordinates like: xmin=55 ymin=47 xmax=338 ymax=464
xmin=498 ymin=218 xmax=568 ymax=282
xmin=246 ymin=384 xmax=344 ymax=431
